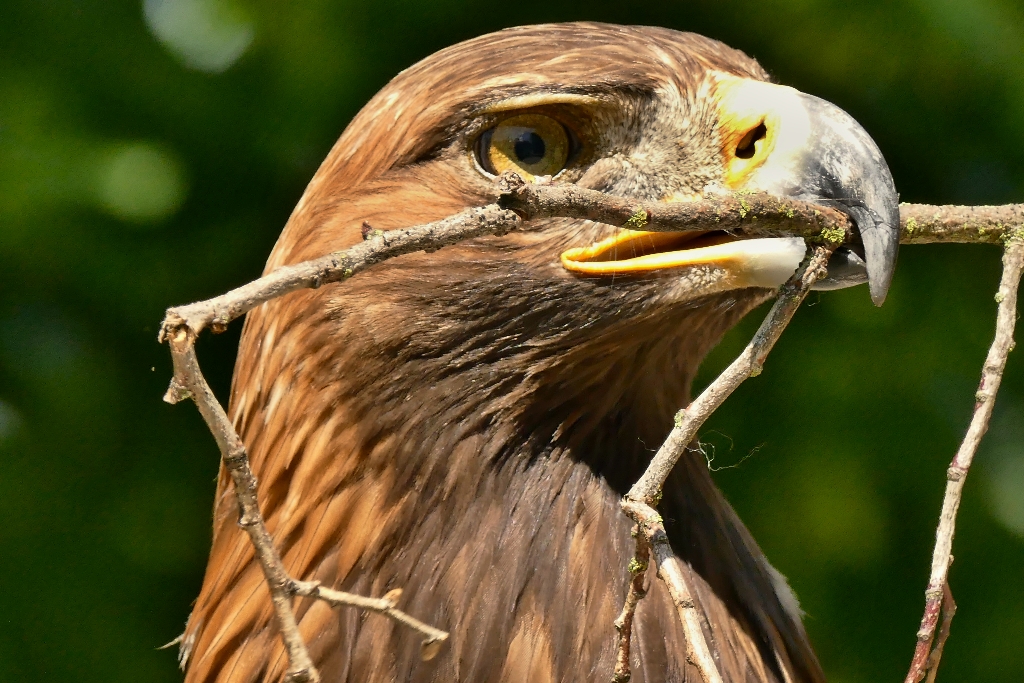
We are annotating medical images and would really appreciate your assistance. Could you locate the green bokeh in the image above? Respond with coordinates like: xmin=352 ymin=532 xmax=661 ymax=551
xmin=1 ymin=1 xmax=1022 ymax=681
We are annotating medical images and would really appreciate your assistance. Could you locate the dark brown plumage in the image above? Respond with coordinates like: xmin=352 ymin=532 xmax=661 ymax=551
xmin=179 ymin=22 xmax=854 ymax=683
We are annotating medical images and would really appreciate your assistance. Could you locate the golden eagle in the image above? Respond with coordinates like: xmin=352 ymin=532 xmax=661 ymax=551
xmin=180 ymin=22 xmax=898 ymax=683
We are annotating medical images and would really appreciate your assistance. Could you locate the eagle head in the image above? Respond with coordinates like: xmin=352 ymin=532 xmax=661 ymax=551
xmin=183 ymin=22 xmax=898 ymax=683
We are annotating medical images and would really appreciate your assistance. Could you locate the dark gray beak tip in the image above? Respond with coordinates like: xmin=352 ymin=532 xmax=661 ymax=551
xmin=866 ymin=233 xmax=897 ymax=307
xmin=794 ymin=94 xmax=901 ymax=307
xmin=870 ymin=283 xmax=889 ymax=307
xmin=851 ymin=206 xmax=900 ymax=307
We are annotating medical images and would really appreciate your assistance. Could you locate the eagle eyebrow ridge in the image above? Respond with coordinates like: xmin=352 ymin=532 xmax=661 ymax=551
xmin=470 ymin=82 xmax=656 ymax=115
xmin=479 ymin=92 xmax=604 ymax=114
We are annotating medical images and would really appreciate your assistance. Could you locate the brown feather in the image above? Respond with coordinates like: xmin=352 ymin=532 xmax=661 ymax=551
xmin=182 ymin=22 xmax=826 ymax=683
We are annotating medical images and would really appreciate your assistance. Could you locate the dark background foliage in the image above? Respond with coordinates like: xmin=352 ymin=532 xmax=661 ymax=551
xmin=1 ymin=1 xmax=1022 ymax=681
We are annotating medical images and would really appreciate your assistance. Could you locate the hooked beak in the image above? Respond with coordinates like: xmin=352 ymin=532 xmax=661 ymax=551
xmin=562 ymin=74 xmax=901 ymax=306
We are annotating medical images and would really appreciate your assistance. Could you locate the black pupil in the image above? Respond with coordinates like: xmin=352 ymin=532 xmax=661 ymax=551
xmin=513 ymin=131 xmax=546 ymax=165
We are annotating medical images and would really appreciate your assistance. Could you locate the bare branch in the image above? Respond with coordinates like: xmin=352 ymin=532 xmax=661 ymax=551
xmin=159 ymin=203 xmax=522 ymax=340
xmin=905 ymin=236 xmax=1024 ymax=683
xmin=290 ymin=582 xmax=449 ymax=660
xmin=626 ymin=245 xmax=834 ymax=505
xmin=622 ymin=498 xmax=725 ymax=683
xmin=900 ymin=203 xmax=1024 ymax=244
xmin=502 ymin=172 xmax=1024 ymax=246
xmin=162 ymin=328 xmax=448 ymax=683
xmin=163 ymin=329 xmax=319 ymax=682
xmin=160 ymin=173 xmax=1023 ymax=344
xmin=616 ymin=245 xmax=833 ymax=683
xmin=159 ymin=172 xmax=1023 ymax=683
xmin=499 ymin=172 xmax=856 ymax=242
xmin=923 ymin=584 xmax=957 ymax=683
xmin=612 ymin=532 xmax=650 ymax=683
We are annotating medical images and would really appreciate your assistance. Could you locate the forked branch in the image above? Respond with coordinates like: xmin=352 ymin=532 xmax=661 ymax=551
xmin=161 ymin=329 xmax=448 ymax=683
xmin=164 ymin=172 xmax=1024 ymax=339
xmin=616 ymin=244 xmax=834 ymax=683
xmin=159 ymin=172 xmax=1023 ymax=683
xmin=904 ymin=236 xmax=1024 ymax=683
xmin=626 ymin=244 xmax=834 ymax=506
xmin=612 ymin=532 xmax=651 ymax=683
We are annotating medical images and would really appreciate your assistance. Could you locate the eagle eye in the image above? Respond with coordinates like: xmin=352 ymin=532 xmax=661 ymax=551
xmin=476 ymin=113 xmax=570 ymax=180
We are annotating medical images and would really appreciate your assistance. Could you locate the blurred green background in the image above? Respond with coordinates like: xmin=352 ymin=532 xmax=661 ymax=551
xmin=1 ymin=0 xmax=1022 ymax=681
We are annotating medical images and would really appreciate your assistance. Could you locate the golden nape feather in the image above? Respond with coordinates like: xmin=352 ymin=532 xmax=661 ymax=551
xmin=181 ymin=21 xmax=903 ymax=683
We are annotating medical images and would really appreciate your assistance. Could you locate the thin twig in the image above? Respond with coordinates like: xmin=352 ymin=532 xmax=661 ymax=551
xmin=163 ymin=330 xmax=318 ymax=682
xmin=161 ymin=329 xmax=448 ymax=683
xmin=499 ymin=172 xmax=856 ymax=242
xmin=161 ymin=174 xmax=1023 ymax=343
xmin=160 ymin=203 xmax=522 ymax=339
xmin=923 ymin=584 xmax=957 ymax=683
xmin=290 ymin=582 xmax=449 ymax=660
xmin=622 ymin=498 xmax=724 ymax=683
xmin=160 ymin=172 xmax=1024 ymax=682
xmin=612 ymin=532 xmax=650 ymax=683
xmin=617 ymin=245 xmax=833 ymax=683
xmin=900 ymin=204 xmax=1024 ymax=244
xmin=627 ymin=245 xmax=834 ymax=505
xmin=502 ymin=172 xmax=1024 ymax=245
xmin=905 ymin=235 xmax=1024 ymax=683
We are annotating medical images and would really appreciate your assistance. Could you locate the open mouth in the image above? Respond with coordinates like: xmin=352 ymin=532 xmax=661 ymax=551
xmin=560 ymin=230 xmax=735 ymax=274
xmin=560 ymin=229 xmax=812 ymax=290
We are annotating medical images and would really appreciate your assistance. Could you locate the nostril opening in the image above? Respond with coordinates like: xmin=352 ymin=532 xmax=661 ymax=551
xmin=735 ymin=122 xmax=767 ymax=159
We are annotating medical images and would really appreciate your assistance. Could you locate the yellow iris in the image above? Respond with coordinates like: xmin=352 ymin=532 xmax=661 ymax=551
xmin=483 ymin=114 xmax=569 ymax=180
